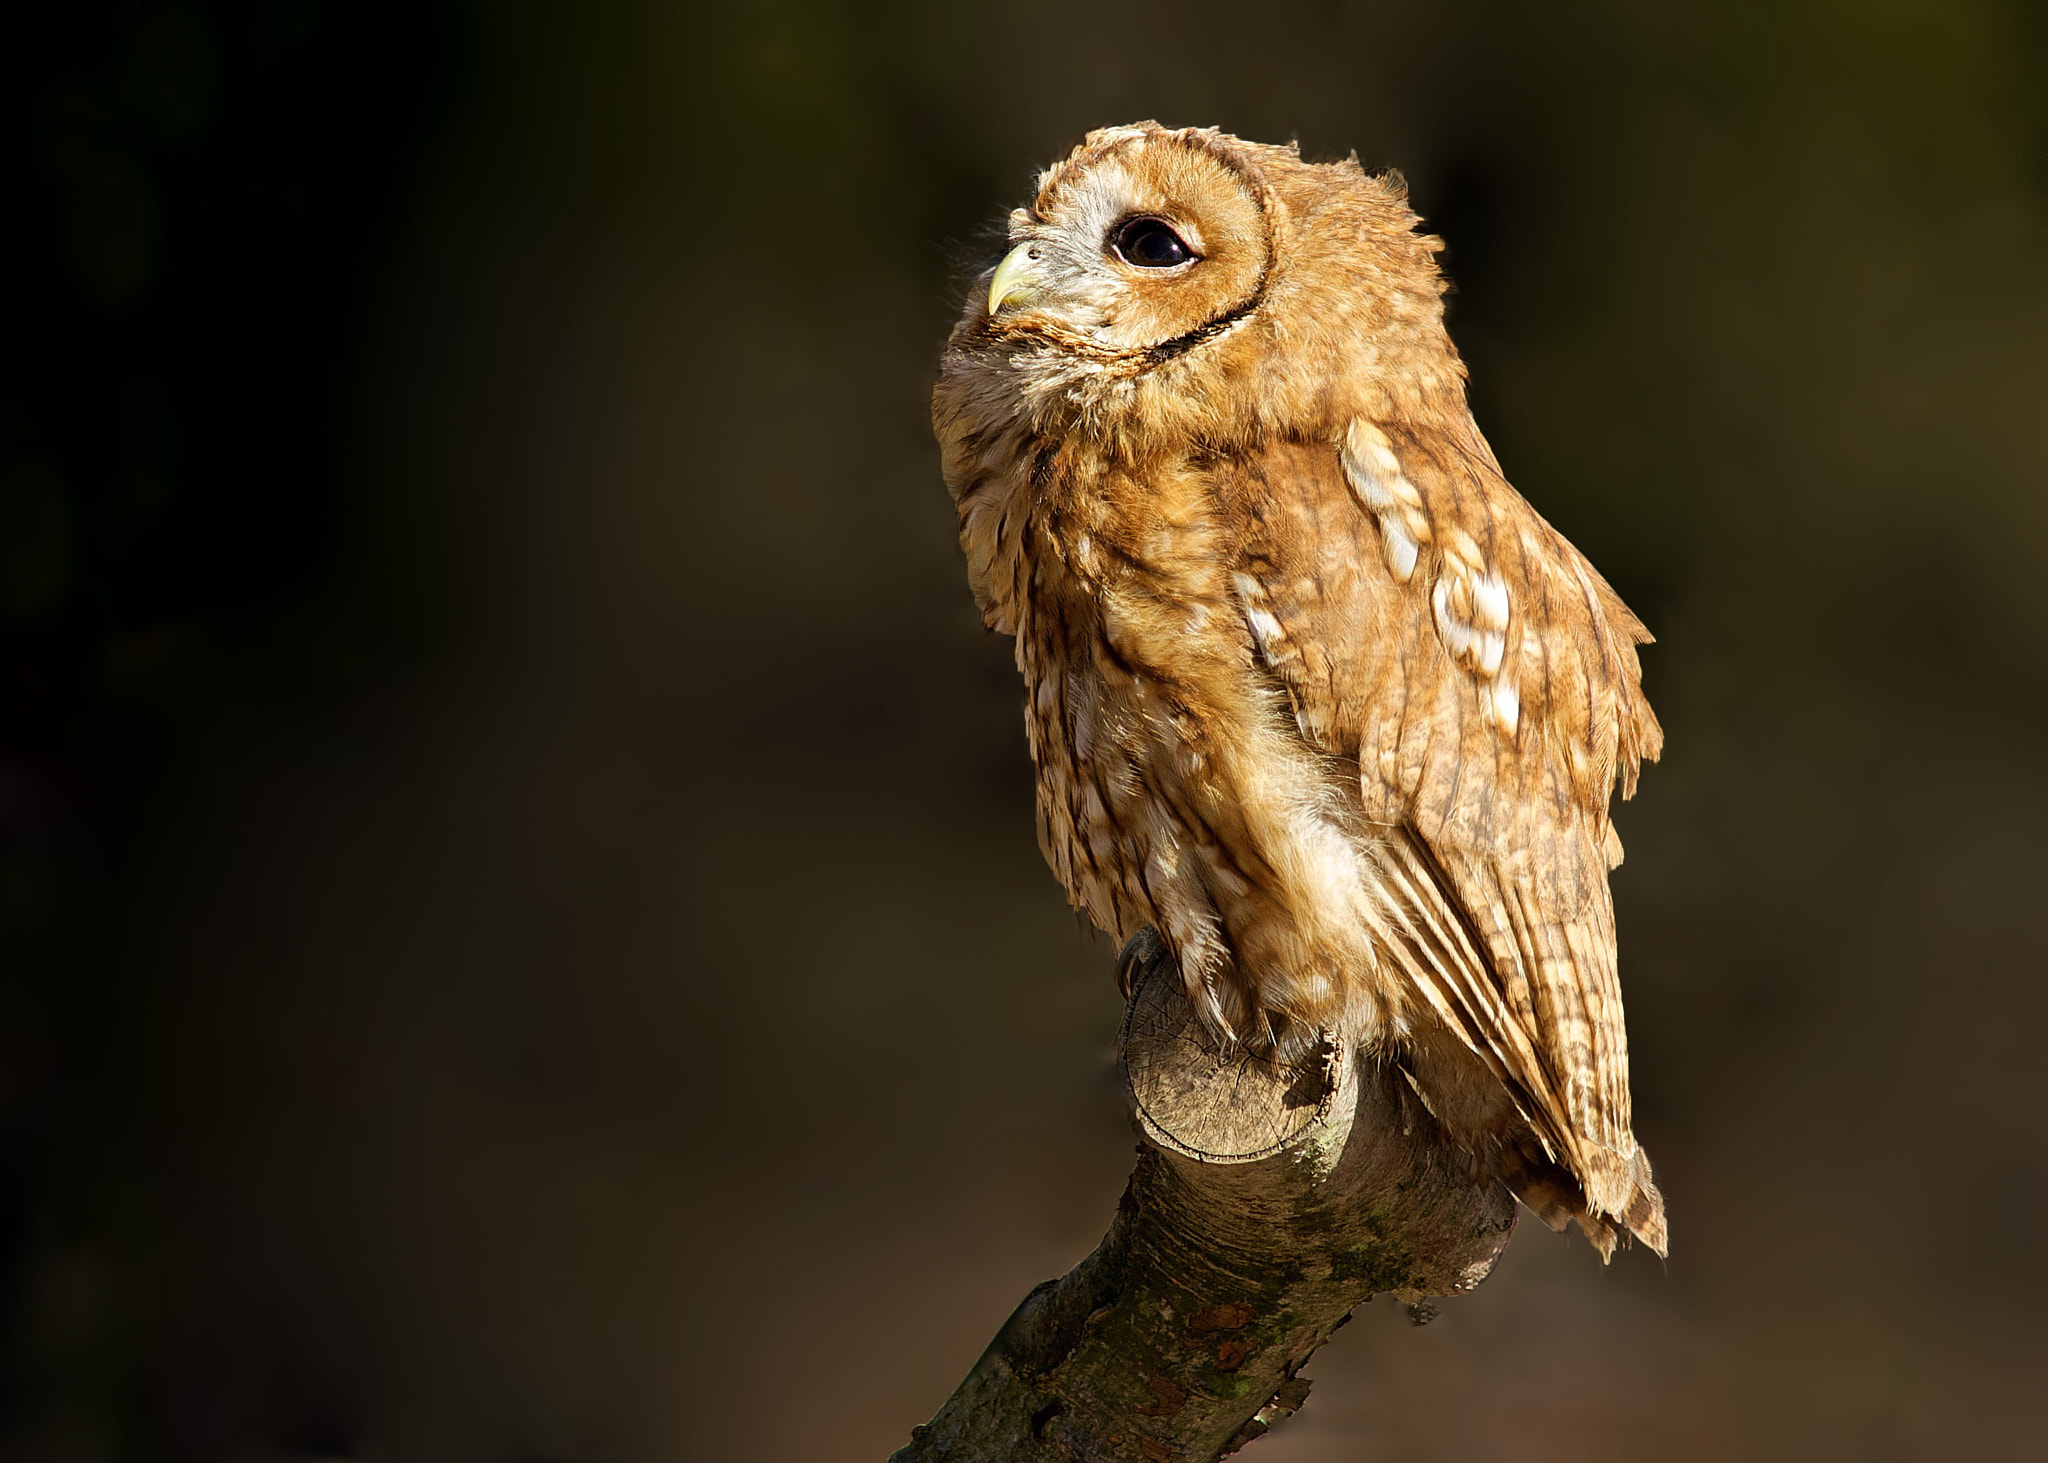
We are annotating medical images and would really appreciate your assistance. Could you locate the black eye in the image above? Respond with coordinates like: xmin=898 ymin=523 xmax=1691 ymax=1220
xmin=1110 ymin=217 xmax=1195 ymax=269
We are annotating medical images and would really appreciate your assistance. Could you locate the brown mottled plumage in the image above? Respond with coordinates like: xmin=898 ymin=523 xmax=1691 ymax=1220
xmin=933 ymin=123 xmax=1666 ymax=1258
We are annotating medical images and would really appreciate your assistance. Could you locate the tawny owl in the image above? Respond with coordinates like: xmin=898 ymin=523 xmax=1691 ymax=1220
xmin=933 ymin=123 xmax=1665 ymax=1257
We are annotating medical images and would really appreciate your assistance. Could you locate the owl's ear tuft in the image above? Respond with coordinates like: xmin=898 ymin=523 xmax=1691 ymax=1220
xmin=1379 ymin=167 xmax=1411 ymax=203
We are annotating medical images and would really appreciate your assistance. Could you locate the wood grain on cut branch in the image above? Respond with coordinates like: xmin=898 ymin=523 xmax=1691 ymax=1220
xmin=890 ymin=930 xmax=1520 ymax=1463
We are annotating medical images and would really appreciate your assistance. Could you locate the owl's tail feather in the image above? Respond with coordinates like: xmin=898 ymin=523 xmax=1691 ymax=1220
xmin=1499 ymin=1137 xmax=1666 ymax=1263
xmin=1618 ymin=1149 xmax=1669 ymax=1256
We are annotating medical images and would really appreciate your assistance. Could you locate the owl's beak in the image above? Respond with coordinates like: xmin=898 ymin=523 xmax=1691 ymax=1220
xmin=987 ymin=243 xmax=1042 ymax=316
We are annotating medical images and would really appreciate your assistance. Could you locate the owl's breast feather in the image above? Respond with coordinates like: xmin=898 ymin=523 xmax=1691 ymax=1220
xmin=1004 ymin=448 xmax=1408 ymax=1047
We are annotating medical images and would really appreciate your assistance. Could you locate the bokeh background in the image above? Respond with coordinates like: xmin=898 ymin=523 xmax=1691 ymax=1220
xmin=5 ymin=2 xmax=2047 ymax=1459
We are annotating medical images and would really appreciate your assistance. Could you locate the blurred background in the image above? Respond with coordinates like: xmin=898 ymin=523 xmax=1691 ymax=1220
xmin=4 ymin=2 xmax=2047 ymax=1459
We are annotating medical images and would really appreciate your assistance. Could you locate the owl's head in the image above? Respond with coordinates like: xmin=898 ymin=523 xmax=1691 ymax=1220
xmin=982 ymin=125 xmax=1276 ymax=357
xmin=939 ymin=123 xmax=1466 ymax=454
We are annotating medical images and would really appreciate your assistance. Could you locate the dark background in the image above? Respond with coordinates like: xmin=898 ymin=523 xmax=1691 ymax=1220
xmin=5 ymin=2 xmax=2047 ymax=1459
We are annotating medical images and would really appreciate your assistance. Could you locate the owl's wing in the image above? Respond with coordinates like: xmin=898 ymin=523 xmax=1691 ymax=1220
xmin=1220 ymin=421 xmax=1663 ymax=1246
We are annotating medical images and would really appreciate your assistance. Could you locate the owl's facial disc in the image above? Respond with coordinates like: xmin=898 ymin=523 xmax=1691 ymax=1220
xmin=988 ymin=219 xmax=1199 ymax=316
xmin=982 ymin=133 xmax=1270 ymax=357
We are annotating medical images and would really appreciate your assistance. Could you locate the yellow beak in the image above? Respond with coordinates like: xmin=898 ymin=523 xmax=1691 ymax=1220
xmin=987 ymin=242 xmax=1041 ymax=316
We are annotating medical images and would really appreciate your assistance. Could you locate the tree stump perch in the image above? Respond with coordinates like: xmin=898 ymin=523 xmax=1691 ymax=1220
xmin=890 ymin=930 xmax=1521 ymax=1462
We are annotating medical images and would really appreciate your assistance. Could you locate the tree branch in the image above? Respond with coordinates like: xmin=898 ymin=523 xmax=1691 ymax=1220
xmin=890 ymin=930 xmax=1519 ymax=1462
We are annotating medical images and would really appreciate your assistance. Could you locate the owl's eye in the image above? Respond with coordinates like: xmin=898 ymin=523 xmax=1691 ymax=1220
xmin=1110 ymin=217 xmax=1195 ymax=269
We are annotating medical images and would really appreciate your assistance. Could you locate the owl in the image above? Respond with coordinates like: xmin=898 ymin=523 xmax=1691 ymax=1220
xmin=933 ymin=123 xmax=1665 ymax=1258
